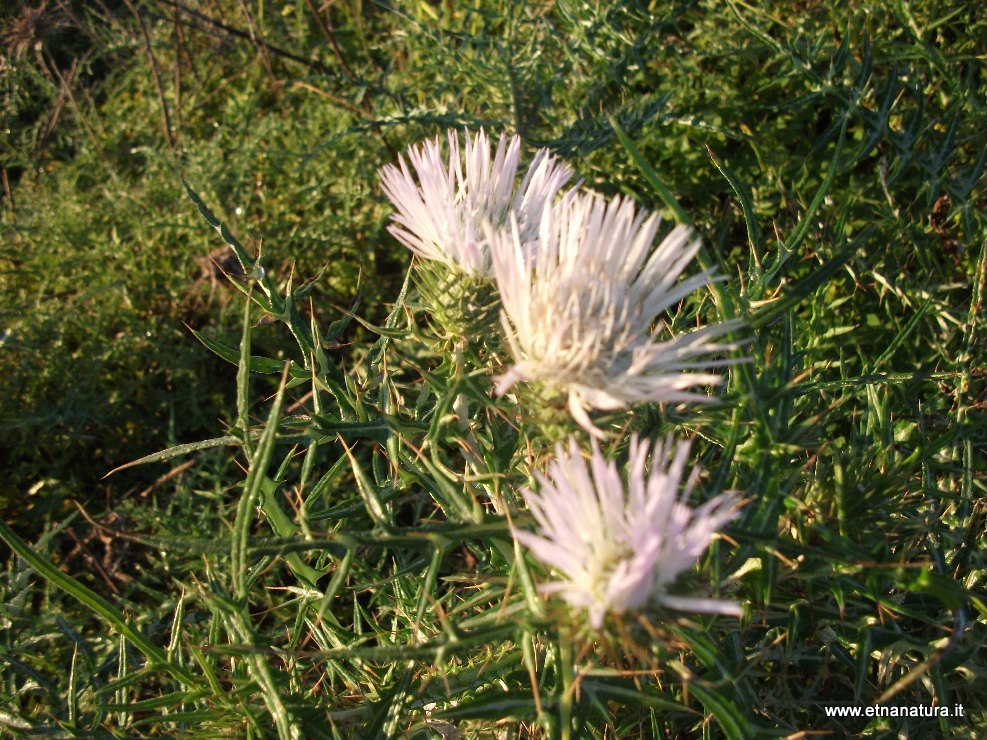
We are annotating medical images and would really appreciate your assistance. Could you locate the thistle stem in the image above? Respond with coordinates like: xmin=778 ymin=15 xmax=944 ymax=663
xmin=558 ymin=636 xmax=574 ymax=740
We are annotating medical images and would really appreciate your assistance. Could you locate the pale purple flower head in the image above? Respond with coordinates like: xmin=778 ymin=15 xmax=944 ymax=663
xmin=512 ymin=434 xmax=741 ymax=630
xmin=491 ymin=191 xmax=743 ymax=437
xmin=378 ymin=129 xmax=573 ymax=275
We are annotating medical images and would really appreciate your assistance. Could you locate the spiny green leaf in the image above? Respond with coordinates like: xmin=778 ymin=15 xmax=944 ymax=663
xmin=187 ymin=325 xmax=308 ymax=378
xmin=104 ymin=436 xmax=242 ymax=477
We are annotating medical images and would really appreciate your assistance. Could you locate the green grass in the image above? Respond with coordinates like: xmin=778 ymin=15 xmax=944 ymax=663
xmin=1 ymin=0 xmax=984 ymax=736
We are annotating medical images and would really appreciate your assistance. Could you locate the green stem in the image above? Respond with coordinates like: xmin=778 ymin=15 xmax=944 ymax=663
xmin=558 ymin=636 xmax=574 ymax=740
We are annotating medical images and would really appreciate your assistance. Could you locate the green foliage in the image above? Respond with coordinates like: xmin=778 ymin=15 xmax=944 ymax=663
xmin=0 ymin=0 xmax=398 ymax=512
xmin=1 ymin=0 xmax=985 ymax=737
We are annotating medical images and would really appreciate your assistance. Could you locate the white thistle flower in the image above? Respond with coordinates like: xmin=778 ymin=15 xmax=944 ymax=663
xmin=491 ymin=191 xmax=742 ymax=437
xmin=512 ymin=435 xmax=741 ymax=630
xmin=378 ymin=129 xmax=573 ymax=275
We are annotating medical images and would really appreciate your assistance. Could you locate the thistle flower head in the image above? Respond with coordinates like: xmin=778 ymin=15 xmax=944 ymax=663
xmin=378 ymin=129 xmax=573 ymax=275
xmin=491 ymin=191 xmax=742 ymax=436
xmin=512 ymin=435 xmax=740 ymax=630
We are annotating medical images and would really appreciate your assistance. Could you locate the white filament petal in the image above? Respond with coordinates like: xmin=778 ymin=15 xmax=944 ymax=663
xmin=512 ymin=435 xmax=741 ymax=629
xmin=491 ymin=191 xmax=744 ymax=435
xmin=378 ymin=129 xmax=573 ymax=275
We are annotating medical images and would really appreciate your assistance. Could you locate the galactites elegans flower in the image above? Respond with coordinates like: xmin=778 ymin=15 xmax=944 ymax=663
xmin=378 ymin=128 xmax=573 ymax=275
xmin=512 ymin=435 xmax=741 ymax=630
xmin=491 ymin=191 xmax=742 ymax=436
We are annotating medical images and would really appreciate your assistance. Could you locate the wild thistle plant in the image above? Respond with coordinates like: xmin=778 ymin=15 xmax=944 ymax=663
xmin=375 ymin=129 xmax=744 ymax=635
xmin=5 ymin=4 xmax=984 ymax=734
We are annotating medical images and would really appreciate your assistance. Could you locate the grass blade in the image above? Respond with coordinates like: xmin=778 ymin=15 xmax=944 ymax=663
xmin=0 ymin=519 xmax=200 ymax=688
xmin=610 ymin=116 xmax=692 ymax=227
